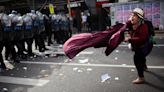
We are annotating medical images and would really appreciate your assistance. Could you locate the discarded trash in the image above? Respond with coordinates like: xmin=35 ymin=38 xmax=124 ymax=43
xmin=86 ymin=68 xmax=92 ymax=72
xmin=45 ymin=56 xmax=48 ymax=58
xmin=77 ymin=69 xmax=83 ymax=73
xmin=122 ymin=64 xmax=127 ymax=66
xmin=114 ymin=57 xmax=118 ymax=60
xmin=58 ymin=45 xmax=63 ymax=48
xmin=23 ymin=67 xmax=27 ymax=70
xmin=40 ymin=70 xmax=47 ymax=74
xmin=115 ymin=50 xmax=119 ymax=53
xmin=59 ymin=73 xmax=64 ymax=76
xmin=44 ymin=74 xmax=49 ymax=77
xmin=79 ymin=59 xmax=89 ymax=64
xmin=131 ymin=69 xmax=135 ymax=72
xmin=2 ymin=88 xmax=8 ymax=92
xmin=64 ymin=59 xmax=72 ymax=63
xmin=76 ymin=54 xmax=80 ymax=56
xmin=114 ymin=77 xmax=119 ymax=80
xmin=73 ymin=67 xmax=78 ymax=71
xmin=101 ymin=74 xmax=111 ymax=82
xmin=50 ymin=54 xmax=57 ymax=57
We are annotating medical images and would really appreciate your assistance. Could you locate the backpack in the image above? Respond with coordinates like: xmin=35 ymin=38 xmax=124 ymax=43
xmin=140 ymin=20 xmax=155 ymax=56
xmin=144 ymin=20 xmax=156 ymax=44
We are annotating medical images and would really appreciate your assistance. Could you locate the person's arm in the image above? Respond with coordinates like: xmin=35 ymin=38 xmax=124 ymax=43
xmin=129 ymin=24 xmax=149 ymax=46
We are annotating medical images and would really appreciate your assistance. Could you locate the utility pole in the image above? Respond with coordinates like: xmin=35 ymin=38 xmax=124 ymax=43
xmin=32 ymin=0 xmax=35 ymax=10
xmin=67 ymin=0 xmax=71 ymax=17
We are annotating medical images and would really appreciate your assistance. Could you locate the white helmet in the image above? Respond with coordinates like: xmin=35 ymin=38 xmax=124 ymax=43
xmin=133 ymin=8 xmax=144 ymax=19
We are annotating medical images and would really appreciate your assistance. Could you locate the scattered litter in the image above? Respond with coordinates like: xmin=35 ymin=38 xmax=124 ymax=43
xmin=122 ymin=64 xmax=127 ymax=66
xmin=76 ymin=54 xmax=80 ymax=56
xmin=73 ymin=67 xmax=78 ymax=71
xmin=44 ymin=74 xmax=49 ymax=77
xmin=77 ymin=69 xmax=83 ymax=73
xmin=2 ymin=88 xmax=8 ymax=92
xmin=23 ymin=67 xmax=27 ymax=70
xmin=114 ymin=57 xmax=118 ymax=60
xmin=50 ymin=54 xmax=57 ymax=57
xmin=64 ymin=59 xmax=72 ymax=63
xmin=59 ymin=45 xmax=63 ymax=48
xmin=79 ymin=59 xmax=89 ymax=64
xmin=59 ymin=73 xmax=63 ymax=76
xmin=114 ymin=77 xmax=119 ymax=80
xmin=115 ymin=50 xmax=119 ymax=53
xmin=131 ymin=69 xmax=135 ymax=72
xmin=86 ymin=68 xmax=92 ymax=72
xmin=44 ymin=56 xmax=48 ymax=58
xmin=40 ymin=70 xmax=47 ymax=74
xmin=101 ymin=74 xmax=111 ymax=82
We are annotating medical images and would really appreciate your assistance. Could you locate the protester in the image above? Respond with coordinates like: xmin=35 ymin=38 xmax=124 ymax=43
xmin=124 ymin=8 xmax=151 ymax=84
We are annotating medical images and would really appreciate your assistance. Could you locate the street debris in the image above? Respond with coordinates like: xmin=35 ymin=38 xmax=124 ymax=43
xmin=86 ymin=68 xmax=92 ymax=72
xmin=114 ymin=57 xmax=118 ymax=60
xmin=122 ymin=64 xmax=127 ymax=66
xmin=79 ymin=59 xmax=89 ymax=64
xmin=114 ymin=77 xmax=119 ymax=80
xmin=101 ymin=74 xmax=111 ymax=82
xmin=2 ymin=88 xmax=8 ymax=92
xmin=73 ymin=67 xmax=78 ymax=71
xmin=115 ymin=50 xmax=119 ymax=53
xmin=77 ymin=69 xmax=83 ymax=73
xmin=23 ymin=67 xmax=27 ymax=70
xmin=131 ymin=69 xmax=135 ymax=72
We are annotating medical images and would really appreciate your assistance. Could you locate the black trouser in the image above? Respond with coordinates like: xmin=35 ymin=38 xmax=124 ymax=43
xmin=134 ymin=50 xmax=146 ymax=77
xmin=47 ymin=30 xmax=52 ymax=45
xmin=21 ymin=38 xmax=33 ymax=56
xmin=15 ymin=40 xmax=24 ymax=55
xmin=33 ymin=27 xmax=44 ymax=52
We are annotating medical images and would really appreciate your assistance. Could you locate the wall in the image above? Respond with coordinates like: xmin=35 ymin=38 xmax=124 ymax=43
xmin=160 ymin=0 xmax=164 ymax=29
xmin=110 ymin=0 xmax=161 ymax=28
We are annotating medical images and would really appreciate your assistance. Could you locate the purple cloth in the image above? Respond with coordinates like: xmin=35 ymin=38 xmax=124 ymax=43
xmin=63 ymin=23 xmax=126 ymax=59
xmin=105 ymin=24 xmax=127 ymax=55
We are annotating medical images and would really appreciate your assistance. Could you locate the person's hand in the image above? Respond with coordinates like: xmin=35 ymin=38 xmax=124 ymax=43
xmin=124 ymin=37 xmax=131 ymax=42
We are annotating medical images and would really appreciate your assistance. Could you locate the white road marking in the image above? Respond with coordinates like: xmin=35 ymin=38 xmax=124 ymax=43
xmin=119 ymin=44 xmax=164 ymax=47
xmin=0 ymin=76 xmax=49 ymax=86
xmin=21 ymin=61 xmax=164 ymax=69
xmin=33 ymin=51 xmax=93 ymax=55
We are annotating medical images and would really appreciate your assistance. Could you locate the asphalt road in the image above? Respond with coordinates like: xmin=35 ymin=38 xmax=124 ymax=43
xmin=0 ymin=36 xmax=164 ymax=92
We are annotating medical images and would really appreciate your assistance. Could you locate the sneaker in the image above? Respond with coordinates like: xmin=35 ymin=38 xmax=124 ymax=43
xmin=132 ymin=77 xmax=145 ymax=84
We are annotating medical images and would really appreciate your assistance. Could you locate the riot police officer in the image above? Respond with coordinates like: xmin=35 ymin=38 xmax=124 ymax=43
xmin=1 ymin=12 xmax=19 ymax=63
xmin=29 ymin=10 xmax=45 ymax=52
xmin=22 ymin=13 xmax=34 ymax=57
xmin=9 ymin=11 xmax=26 ymax=59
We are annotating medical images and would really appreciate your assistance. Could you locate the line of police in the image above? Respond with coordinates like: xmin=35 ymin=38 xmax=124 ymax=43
xmin=0 ymin=10 xmax=71 ymax=69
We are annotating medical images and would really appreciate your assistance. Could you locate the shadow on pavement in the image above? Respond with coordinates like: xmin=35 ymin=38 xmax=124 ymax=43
xmin=145 ymin=71 xmax=164 ymax=91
